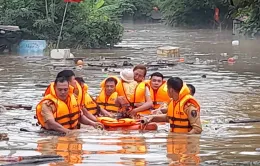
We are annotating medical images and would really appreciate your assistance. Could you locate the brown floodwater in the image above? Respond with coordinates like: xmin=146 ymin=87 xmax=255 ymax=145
xmin=0 ymin=23 xmax=260 ymax=166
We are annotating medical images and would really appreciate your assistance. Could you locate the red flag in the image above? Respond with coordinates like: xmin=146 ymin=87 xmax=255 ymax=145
xmin=214 ymin=8 xmax=220 ymax=22
xmin=64 ymin=0 xmax=82 ymax=2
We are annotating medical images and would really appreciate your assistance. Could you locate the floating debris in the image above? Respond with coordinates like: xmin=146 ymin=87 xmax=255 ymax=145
xmin=0 ymin=133 xmax=8 ymax=141
xmin=122 ymin=61 xmax=133 ymax=66
xmin=103 ymin=56 xmax=131 ymax=60
xmin=35 ymin=83 xmax=49 ymax=88
xmin=229 ymin=119 xmax=260 ymax=123
xmin=157 ymin=60 xmax=177 ymax=66
xmin=106 ymin=68 xmax=121 ymax=73
xmin=228 ymin=57 xmax=235 ymax=63
xmin=65 ymin=57 xmax=85 ymax=61
xmin=2 ymin=104 xmax=32 ymax=110
xmin=157 ymin=46 xmax=180 ymax=57
xmin=0 ymin=155 xmax=63 ymax=165
xmin=87 ymin=63 xmax=118 ymax=68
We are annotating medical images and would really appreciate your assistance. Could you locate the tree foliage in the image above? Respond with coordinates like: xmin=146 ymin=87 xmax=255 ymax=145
xmin=229 ymin=0 xmax=260 ymax=36
xmin=0 ymin=0 xmax=124 ymax=49
xmin=159 ymin=0 xmax=230 ymax=28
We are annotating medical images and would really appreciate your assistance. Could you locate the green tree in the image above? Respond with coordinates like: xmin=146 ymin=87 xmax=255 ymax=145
xmin=229 ymin=0 xmax=260 ymax=36
xmin=159 ymin=0 xmax=230 ymax=28
xmin=0 ymin=0 xmax=124 ymax=49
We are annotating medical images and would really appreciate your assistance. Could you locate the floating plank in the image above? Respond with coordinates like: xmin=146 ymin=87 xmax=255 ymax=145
xmin=229 ymin=119 xmax=260 ymax=123
xmin=65 ymin=57 xmax=85 ymax=61
xmin=35 ymin=84 xmax=49 ymax=88
xmin=87 ymin=63 xmax=118 ymax=68
xmin=104 ymin=57 xmax=131 ymax=60
xmin=3 ymin=104 xmax=32 ymax=110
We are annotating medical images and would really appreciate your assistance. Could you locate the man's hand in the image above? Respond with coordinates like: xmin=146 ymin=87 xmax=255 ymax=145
xmin=151 ymin=109 xmax=163 ymax=115
xmin=104 ymin=111 xmax=112 ymax=117
xmin=91 ymin=122 xmax=104 ymax=130
xmin=100 ymin=108 xmax=113 ymax=117
xmin=128 ymin=108 xmax=138 ymax=117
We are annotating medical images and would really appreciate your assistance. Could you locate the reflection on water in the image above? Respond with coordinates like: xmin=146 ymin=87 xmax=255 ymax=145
xmin=0 ymin=23 xmax=260 ymax=165
xmin=37 ymin=136 xmax=83 ymax=165
xmin=167 ymin=134 xmax=200 ymax=166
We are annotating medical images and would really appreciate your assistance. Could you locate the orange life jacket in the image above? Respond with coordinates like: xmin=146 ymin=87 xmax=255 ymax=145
xmin=36 ymin=91 xmax=80 ymax=129
xmin=100 ymin=75 xmax=120 ymax=88
xmin=97 ymin=117 xmax=137 ymax=127
xmin=167 ymin=84 xmax=200 ymax=133
xmin=96 ymin=89 xmax=119 ymax=112
xmin=81 ymin=83 xmax=88 ymax=106
xmin=73 ymin=82 xmax=84 ymax=106
xmin=116 ymin=81 xmax=151 ymax=115
xmin=83 ymin=93 xmax=99 ymax=116
xmin=44 ymin=82 xmax=85 ymax=106
xmin=146 ymin=80 xmax=171 ymax=109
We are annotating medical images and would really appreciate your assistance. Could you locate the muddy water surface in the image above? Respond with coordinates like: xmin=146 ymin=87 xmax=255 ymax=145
xmin=0 ymin=23 xmax=260 ymax=165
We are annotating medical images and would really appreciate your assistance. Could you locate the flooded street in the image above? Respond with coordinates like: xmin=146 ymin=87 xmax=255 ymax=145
xmin=1 ymin=23 xmax=260 ymax=165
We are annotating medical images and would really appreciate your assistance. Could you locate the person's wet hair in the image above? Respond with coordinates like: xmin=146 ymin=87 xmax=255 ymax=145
xmin=167 ymin=77 xmax=183 ymax=93
xmin=187 ymin=84 xmax=196 ymax=96
xmin=75 ymin=77 xmax=85 ymax=84
xmin=56 ymin=70 xmax=75 ymax=81
xmin=105 ymin=77 xmax=118 ymax=85
xmin=150 ymin=72 xmax=164 ymax=80
xmin=133 ymin=64 xmax=147 ymax=77
xmin=54 ymin=76 xmax=68 ymax=86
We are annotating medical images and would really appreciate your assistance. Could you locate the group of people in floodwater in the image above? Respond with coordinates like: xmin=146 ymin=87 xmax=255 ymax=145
xmin=35 ymin=64 xmax=202 ymax=135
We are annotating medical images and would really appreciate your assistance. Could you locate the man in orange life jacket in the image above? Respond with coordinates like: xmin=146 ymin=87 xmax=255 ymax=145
xmin=75 ymin=77 xmax=111 ymax=117
xmin=96 ymin=77 xmax=119 ymax=114
xmin=44 ymin=70 xmax=97 ymax=122
xmin=36 ymin=77 xmax=102 ymax=134
xmin=142 ymin=77 xmax=202 ymax=134
xmin=44 ymin=70 xmax=82 ymax=102
xmin=147 ymin=72 xmax=171 ymax=114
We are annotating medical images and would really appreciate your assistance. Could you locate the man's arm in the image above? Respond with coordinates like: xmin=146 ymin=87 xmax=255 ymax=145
xmin=149 ymin=114 xmax=168 ymax=123
xmin=79 ymin=114 xmax=96 ymax=126
xmin=79 ymin=112 xmax=104 ymax=129
xmin=81 ymin=107 xmax=97 ymax=122
xmin=41 ymin=101 xmax=69 ymax=133
xmin=185 ymin=104 xmax=202 ymax=134
xmin=100 ymin=108 xmax=112 ymax=117
xmin=142 ymin=114 xmax=168 ymax=123
xmin=45 ymin=119 xmax=70 ymax=133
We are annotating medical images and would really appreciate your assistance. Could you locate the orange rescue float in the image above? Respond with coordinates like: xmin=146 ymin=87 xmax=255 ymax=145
xmin=97 ymin=117 xmax=158 ymax=131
